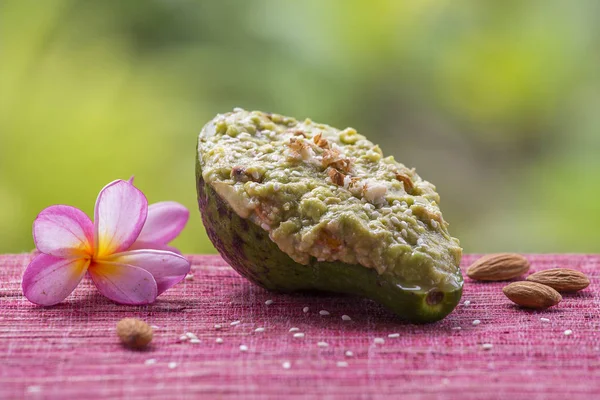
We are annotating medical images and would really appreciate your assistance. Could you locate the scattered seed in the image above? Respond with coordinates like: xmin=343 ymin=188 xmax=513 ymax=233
xmin=317 ymin=341 xmax=329 ymax=348
xmin=214 ymin=324 xmax=222 ymax=330
xmin=319 ymin=310 xmax=330 ymax=316
xmin=463 ymin=300 xmax=471 ymax=306
xmin=282 ymin=361 xmax=291 ymax=369
xmin=144 ymin=359 xmax=157 ymax=365
xmin=216 ymin=338 xmax=223 ymax=344
xmin=336 ymin=361 xmax=349 ymax=368
xmin=265 ymin=299 xmax=274 ymax=305
xmin=564 ymin=329 xmax=573 ymax=336
xmin=186 ymin=332 xmax=198 ymax=340
xmin=482 ymin=343 xmax=493 ymax=350
xmin=388 ymin=333 xmax=400 ymax=338
xmin=472 ymin=320 xmax=481 ymax=326
xmin=168 ymin=362 xmax=177 ymax=369
xmin=540 ymin=318 xmax=550 ymax=323
xmin=230 ymin=320 xmax=241 ymax=326
xmin=451 ymin=327 xmax=462 ymax=330
xmin=293 ymin=333 xmax=305 ymax=338
xmin=26 ymin=386 xmax=41 ymax=394
xmin=185 ymin=274 xmax=194 ymax=281
xmin=255 ymin=327 xmax=266 ymax=333
xmin=374 ymin=338 xmax=385 ymax=345
xmin=239 ymin=345 xmax=248 ymax=352
xmin=341 ymin=315 xmax=351 ymax=321
xmin=289 ymin=327 xmax=300 ymax=332
xmin=150 ymin=325 xmax=160 ymax=330
xmin=303 ymin=307 xmax=309 ymax=313
xmin=345 ymin=351 xmax=354 ymax=357
xmin=179 ymin=335 xmax=189 ymax=342
xmin=190 ymin=338 xmax=201 ymax=344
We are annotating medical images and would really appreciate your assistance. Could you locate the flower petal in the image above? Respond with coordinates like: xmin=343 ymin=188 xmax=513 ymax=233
xmin=135 ymin=201 xmax=189 ymax=245
xmin=33 ymin=205 xmax=94 ymax=258
xmin=88 ymin=262 xmax=157 ymax=305
xmin=22 ymin=254 xmax=89 ymax=306
xmin=107 ymin=249 xmax=190 ymax=295
xmin=128 ymin=240 xmax=181 ymax=255
xmin=94 ymin=180 xmax=148 ymax=257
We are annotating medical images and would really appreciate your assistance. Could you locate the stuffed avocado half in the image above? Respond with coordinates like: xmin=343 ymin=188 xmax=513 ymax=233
xmin=196 ymin=109 xmax=463 ymax=323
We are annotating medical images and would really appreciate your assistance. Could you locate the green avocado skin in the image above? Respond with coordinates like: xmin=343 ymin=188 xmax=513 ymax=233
xmin=196 ymin=158 xmax=462 ymax=323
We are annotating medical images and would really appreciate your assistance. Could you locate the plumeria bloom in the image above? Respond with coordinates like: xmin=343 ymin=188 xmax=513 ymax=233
xmin=22 ymin=179 xmax=191 ymax=306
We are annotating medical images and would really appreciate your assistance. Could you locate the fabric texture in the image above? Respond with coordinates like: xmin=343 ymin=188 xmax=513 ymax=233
xmin=1 ymin=253 xmax=598 ymax=399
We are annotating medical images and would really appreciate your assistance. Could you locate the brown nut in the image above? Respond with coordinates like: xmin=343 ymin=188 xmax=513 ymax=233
xmin=116 ymin=318 xmax=153 ymax=349
xmin=503 ymin=281 xmax=562 ymax=309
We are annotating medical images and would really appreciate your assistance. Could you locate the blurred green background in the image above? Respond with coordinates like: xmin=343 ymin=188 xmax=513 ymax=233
xmin=1 ymin=0 xmax=599 ymax=255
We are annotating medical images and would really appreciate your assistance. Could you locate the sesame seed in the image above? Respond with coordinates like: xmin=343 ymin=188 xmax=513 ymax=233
xmin=390 ymin=216 xmax=400 ymax=225
xmin=540 ymin=318 xmax=550 ymax=322
xmin=293 ymin=333 xmax=305 ymax=338
xmin=463 ymin=300 xmax=471 ymax=306
xmin=26 ymin=386 xmax=41 ymax=394
xmin=303 ymin=307 xmax=309 ymax=313
xmin=144 ymin=359 xmax=157 ymax=365
xmin=388 ymin=333 xmax=400 ymax=338
xmin=345 ymin=351 xmax=354 ymax=357
xmin=431 ymin=220 xmax=438 ymax=229
xmin=289 ymin=327 xmax=300 ymax=332
xmin=216 ymin=338 xmax=223 ymax=344
xmin=451 ymin=327 xmax=462 ymax=330
xmin=336 ymin=361 xmax=349 ymax=368
xmin=400 ymin=221 xmax=408 ymax=228
xmin=381 ymin=207 xmax=392 ymax=214
xmin=482 ymin=343 xmax=493 ymax=350
xmin=239 ymin=345 xmax=248 ymax=352
xmin=260 ymin=223 xmax=270 ymax=231
xmin=233 ymin=107 xmax=244 ymax=112
xmin=405 ymin=208 xmax=413 ymax=216
xmin=374 ymin=338 xmax=385 ymax=345
xmin=150 ymin=325 xmax=160 ymax=330
xmin=186 ymin=332 xmax=198 ymax=340
xmin=401 ymin=229 xmax=408 ymax=238
xmin=214 ymin=324 xmax=222 ymax=330
xmin=319 ymin=310 xmax=330 ymax=316
xmin=190 ymin=338 xmax=201 ymax=344
xmin=282 ymin=361 xmax=291 ymax=369
xmin=185 ymin=274 xmax=194 ymax=281
xmin=265 ymin=299 xmax=274 ymax=305
xmin=179 ymin=335 xmax=188 ymax=342
xmin=230 ymin=320 xmax=241 ymax=326
xmin=317 ymin=341 xmax=329 ymax=348
xmin=255 ymin=327 xmax=265 ymax=333
xmin=168 ymin=362 xmax=177 ymax=369
xmin=341 ymin=315 xmax=351 ymax=321
xmin=564 ymin=329 xmax=573 ymax=336
xmin=472 ymin=320 xmax=481 ymax=326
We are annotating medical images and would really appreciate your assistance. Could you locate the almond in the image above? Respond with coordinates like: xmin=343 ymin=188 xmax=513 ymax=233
xmin=467 ymin=253 xmax=530 ymax=281
xmin=526 ymin=268 xmax=590 ymax=292
xmin=503 ymin=281 xmax=562 ymax=309
xmin=116 ymin=318 xmax=153 ymax=349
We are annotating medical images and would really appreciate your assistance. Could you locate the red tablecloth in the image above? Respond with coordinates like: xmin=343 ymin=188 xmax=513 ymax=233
xmin=1 ymin=254 xmax=598 ymax=399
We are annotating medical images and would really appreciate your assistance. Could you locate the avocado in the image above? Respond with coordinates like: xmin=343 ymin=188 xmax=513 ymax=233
xmin=196 ymin=109 xmax=463 ymax=323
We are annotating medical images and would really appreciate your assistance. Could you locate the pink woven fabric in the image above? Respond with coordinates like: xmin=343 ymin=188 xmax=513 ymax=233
xmin=1 ymin=254 xmax=598 ymax=399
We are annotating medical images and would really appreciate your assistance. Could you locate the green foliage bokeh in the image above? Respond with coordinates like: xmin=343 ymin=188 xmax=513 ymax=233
xmin=1 ymin=0 xmax=599 ymax=254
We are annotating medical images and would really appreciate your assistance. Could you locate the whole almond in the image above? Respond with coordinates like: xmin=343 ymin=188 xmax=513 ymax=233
xmin=526 ymin=268 xmax=590 ymax=292
xmin=116 ymin=318 xmax=153 ymax=349
xmin=467 ymin=253 xmax=530 ymax=281
xmin=503 ymin=281 xmax=562 ymax=309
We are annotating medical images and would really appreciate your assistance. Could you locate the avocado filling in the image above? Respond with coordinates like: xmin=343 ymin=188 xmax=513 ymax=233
xmin=198 ymin=109 xmax=462 ymax=292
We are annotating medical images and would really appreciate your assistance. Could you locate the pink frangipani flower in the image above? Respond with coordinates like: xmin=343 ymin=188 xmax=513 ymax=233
xmin=22 ymin=179 xmax=191 ymax=306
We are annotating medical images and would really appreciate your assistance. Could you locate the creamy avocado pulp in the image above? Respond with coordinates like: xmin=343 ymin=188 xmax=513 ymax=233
xmin=198 ymin=109 xmax=462 ymax=292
